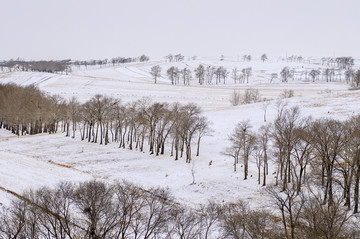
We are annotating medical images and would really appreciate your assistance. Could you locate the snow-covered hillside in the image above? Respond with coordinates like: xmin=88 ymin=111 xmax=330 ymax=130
xmin=0 ymin=57 xmax=359 ymax=208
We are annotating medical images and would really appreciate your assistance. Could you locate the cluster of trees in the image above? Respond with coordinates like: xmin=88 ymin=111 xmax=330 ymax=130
xmin=0 ymin=55 xmax=151 ymax=73
xmin=227 ymin=103 xmax=360 ymax=214
xmin=0 ymin=60 xmax=71 ymax=74
xmin=229 ymin=88 xmax=262 ymax=106
xmin=278 ymin=66 xmax=360 ymax=85
xmin=150 ymin=64 xmax=253 ymax=85
xmin=0 ymin=84 xmax=210 ymax=163
xmin=284 ymin=55 xmax=306 ymax=63
xmin=164 ymin=66 xmax=192 ymax=85
xmin=320 ymin=56 xmax=354 ymax=70
xmin=242 ymin=55 xmax=251 ymax=62
xmin=0 ymin=84 xmax=68 ymax=135
xmin=1 ymin=180 xmax=358 ymax=239
xmin=72 ymin=55 xmax=150 ymax=69
xmin=164 ymin=54 xmax=184 ymax=62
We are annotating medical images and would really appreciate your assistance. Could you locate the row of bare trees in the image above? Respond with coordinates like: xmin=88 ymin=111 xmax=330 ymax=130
xmin=0 ymin=60 xmax=71 ymax=74
xmin=278 ymin=66 xmax=360 ymax=85
xmin=164 ymin=54 xmax=184 ymax=62
xmin=1 ymin=180 xmax=358 ymax=239
xmin=227 ymin=104 xmax=360 ymax=213
xmin=71 ymin=55 xmax=150 ymax=69
xmin=0 ymin=55 xmax=151 ymax=73
xmin=157 ymin=64 xmax=358 ymax=86
xmin=151 ymin=64 xmax=252 ymax=85
xmin=77 ymin=95 xmax=211 ymax=163
xmin=0 ymin=84 xmax=68 ymax=135
xmin=0 ymin=84 xmax=211 ymax=163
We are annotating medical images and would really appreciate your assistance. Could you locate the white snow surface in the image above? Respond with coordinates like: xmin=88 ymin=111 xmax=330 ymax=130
xmin=0 ymin=58 xmax=359 ymax=208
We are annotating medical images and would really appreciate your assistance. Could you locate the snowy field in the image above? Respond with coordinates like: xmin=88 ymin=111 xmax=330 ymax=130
xmin=0 ymin=58 xmax=359 ymax=208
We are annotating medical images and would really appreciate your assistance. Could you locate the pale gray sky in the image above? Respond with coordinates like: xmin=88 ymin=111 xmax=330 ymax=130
xmin=1 ymin=0 xmax=359 ymax=60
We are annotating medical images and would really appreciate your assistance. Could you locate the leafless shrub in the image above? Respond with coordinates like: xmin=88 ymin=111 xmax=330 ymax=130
xmin=280 ymin=89 xmax=294 ymax=99
xmin=230 ymin=89 xmax=241 ymax=106
xmin=242 ymin=88 xmax=261 ymax=104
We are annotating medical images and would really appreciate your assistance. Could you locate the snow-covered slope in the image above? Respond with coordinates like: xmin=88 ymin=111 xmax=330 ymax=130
xmin=0 ymin=58 xmax=359 ymax=208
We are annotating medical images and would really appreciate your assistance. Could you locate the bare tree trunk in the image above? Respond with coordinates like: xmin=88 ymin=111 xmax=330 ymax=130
xmin=354 ymin=169 xmax=360 ymax=213
xmin=196 ymin=135 xmax=201 ymax=156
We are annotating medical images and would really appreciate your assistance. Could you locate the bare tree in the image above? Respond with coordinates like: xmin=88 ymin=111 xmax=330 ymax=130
xmin=229 ymin=120 xmax=256 ymax=180
xmin=308 ymin=119 xmax=345 ymax=205
xmin=150 ymin=65 xmax=162 ymax=84
xmin=261 ymin=54 xmax=268 ymax=62
xmin=219 ymin=200 xmax=249 ymax=239
xmin=195 ymin=64 xmax=205 ymax=85
xmin=309 ymin=69 xmax=320 ymax=82
xmin=230 ymin=89 xmax=241 ymax=106
xmin=271 ymin=106 xmax=302 ymax=191
xmin=232 ymin=67 xmax=240 ymax=84
xmin=349 ymin=116 xmax=360 ymax=213
xmin=167 ymin=66 xmax=180 ymax=85
xmin=267 ymin=187 xmax=305 ymax=239
xmin=258 ymin=124 xmax=270 ymax=186
xmin=280 ymin=67 xmax=291 ymax=83
xmin=72 ymin=180 xmax=118 ymax=239
xmin=196 ymin=116 xmax=212 ymax=156
xmin=352 ymin=69 xmax=360 ymax=88
xmin=180 ymin=68 xmax=192 ymax=85
xmin=171 ymin=207 xmax=202 ymax=239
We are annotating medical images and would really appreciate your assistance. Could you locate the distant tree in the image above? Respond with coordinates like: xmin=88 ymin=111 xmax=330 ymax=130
xmin=231 ymin=67 xmax=240 ymax=84
xmin=167 ymin=66 xmax=179 ymax=85
xmin=150 ymin=65 xmax=162 ymax=84
xmin=345 ymin=69 xmax=355 ymax=84
xmin=270 ymin=73 xmax=278 ymax=83
xmin=165 ymin=54 xmax=173 ymax=62
xmin=280 ymin=67 xmax=291 ymax=83
xmin=336 ymin=57 xmax=354 ymax=70
xmin=195 ymin=64 xmax=205 ymax=85
xmin=140 ymin=54 xmax=150 ymax=62
xmin=309 ymin=69 xmax=320 ymax=82
xmin=353 ymin=69 xmax=360 ymax=88
xmin=261 ymin=54 xmax=268 ymax=62
xmin=242 ymin=68 xmax=252 ymax=83
xmin=243 ymin=54 xmax=251 ymax=62
xmin=180 ymin=67 xmax=192 ymax=85
xmin=323 ymin=68 xmax=335 ymax=82
xmin=214 ymin=66 xmax=228 ymax=84
xmin=174 ymin=54 xmax=184 ymax=62
xmin=205 ymin=66 xmax=216 ymax=84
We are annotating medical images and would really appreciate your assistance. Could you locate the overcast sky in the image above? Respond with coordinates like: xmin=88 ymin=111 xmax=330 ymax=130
xmin=1 ymin=0 xmax=359 ymax=60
